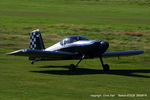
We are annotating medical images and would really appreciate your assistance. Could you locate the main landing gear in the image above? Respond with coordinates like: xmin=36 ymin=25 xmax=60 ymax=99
xmin=69 ymin=55 xmax=110 ymax=71
xmin=69 ymin=55 xmax=85 ymax=71
xmin=99 ymin=56 xmax=110 ymax=71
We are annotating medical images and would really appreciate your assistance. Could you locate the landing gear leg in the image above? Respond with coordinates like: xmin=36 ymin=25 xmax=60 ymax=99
xmin=99 ymin=56 xmax=110 ymax=71
xmin=69 ymin=55 xmax=85 ymax=71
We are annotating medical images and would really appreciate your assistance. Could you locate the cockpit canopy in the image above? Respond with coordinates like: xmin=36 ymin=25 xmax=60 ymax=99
xmin=60 ymin=35 xmax=89 ymax=45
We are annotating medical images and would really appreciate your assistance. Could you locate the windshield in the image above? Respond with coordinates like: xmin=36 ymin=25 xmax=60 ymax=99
xmin=60 ymin=35 xmax=89 ymax=45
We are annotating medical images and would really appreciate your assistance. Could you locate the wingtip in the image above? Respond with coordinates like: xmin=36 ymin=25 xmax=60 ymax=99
xmin=6 ymin=49 xmax=25 ymax=56
xmin=6 ymin=52 xmax=12 ymax=55
xmin=7 ymin=50 xmax=20 ymax=55
xmin=138 ymin=50 xmax=144 ymax=54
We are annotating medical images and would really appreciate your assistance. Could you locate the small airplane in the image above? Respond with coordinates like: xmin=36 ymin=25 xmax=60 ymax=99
xmin=8 ymin=29 xmax=144 ymax=71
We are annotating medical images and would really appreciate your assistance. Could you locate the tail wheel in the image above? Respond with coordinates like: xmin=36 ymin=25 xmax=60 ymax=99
xmin=103 ymin=64 xmax=110 ymax=71
xmin=31 ymin=61 xmax=34 ymax=64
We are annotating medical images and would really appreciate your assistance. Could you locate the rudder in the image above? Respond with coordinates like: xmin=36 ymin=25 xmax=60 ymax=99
xmin=30 ymin=29 xmax=45 ymax=50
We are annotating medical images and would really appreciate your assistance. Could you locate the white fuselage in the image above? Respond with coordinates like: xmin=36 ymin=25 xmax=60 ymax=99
xmin=45 ymin=40 xmax=97 ymax=52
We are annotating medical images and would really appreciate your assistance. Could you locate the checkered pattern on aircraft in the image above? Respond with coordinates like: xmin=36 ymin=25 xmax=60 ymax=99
xmin=30 ymin=32 xmax=37 ymax=49
xmin=30 ymin=29 xmax=45 ymax=50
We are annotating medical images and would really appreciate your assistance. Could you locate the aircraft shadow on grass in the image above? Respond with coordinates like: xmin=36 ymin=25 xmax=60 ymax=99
xmin=31 ymin=65 xmax=150 ymax=78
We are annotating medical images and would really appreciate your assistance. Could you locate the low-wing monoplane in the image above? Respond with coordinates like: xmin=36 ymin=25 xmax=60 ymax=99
xmin=8 ymin=29 xmax=144 ymax=71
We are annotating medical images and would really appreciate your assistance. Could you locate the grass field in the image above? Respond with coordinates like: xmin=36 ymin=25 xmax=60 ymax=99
xmin=0 ymin=0 xmax=150 ymax=99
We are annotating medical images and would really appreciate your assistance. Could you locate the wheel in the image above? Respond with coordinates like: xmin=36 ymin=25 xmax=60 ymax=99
xmin=69 ymin=64 xmax=76 ymax=71
xmin=31 ymin=61 xmax=34 ymax=64
xmin=103 ymin=64 xmax=110 ymax=71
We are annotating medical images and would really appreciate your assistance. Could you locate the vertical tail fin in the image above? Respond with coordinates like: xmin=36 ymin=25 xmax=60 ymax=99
xmin=30 ymin=29 xmax=45 ymax=50
xmin=29 ymin=29 xmax=45 ymax=61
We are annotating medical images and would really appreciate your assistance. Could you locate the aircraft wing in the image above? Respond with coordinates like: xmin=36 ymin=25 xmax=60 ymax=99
xmin=7 ymin=49 xmax=79 ymax=60
xmin=102 ymin=50 xmax=144 ymax=57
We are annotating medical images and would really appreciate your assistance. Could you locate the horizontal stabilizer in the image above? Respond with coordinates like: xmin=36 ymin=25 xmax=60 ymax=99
xmin=7 ymin=49 xmax=79 ymax=60
xmin=102 ymin=50 xmax=144 ymax=57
